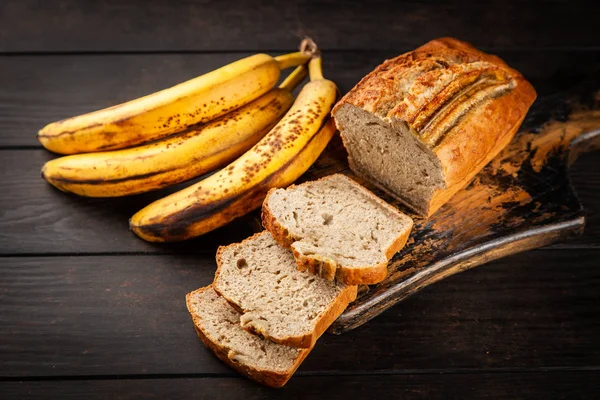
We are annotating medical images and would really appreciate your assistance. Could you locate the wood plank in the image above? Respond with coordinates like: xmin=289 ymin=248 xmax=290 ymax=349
xmin=569 ymin=152 xmax=600 ymax=247
xmin=1 ymin=0 xmax=599 ymax=52
xmin=0 ymin=148 xmax=598 ymax=255
xmin=1 ymin=249 xmax=599 ymax=377
xmin=2 ymin=50 xmax=600 ymax=148
xmin=3 ymin=371 xmax=600 ymax=399
xmin=0 ymin=149 xmax=261 ymax=254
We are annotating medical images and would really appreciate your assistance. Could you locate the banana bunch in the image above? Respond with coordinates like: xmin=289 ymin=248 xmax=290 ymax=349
xmin=41 ymin=66 xmax=308 ymax=197
xmin=40 ymin=39 xmax=338 ymax=243
xmin=130 ymin=55 xmax=338 ymax=242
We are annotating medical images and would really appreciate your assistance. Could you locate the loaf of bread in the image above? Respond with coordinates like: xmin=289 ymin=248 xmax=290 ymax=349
xmin=213 ymin=231 xmax=357 ymax=349
xmin=262 ymin=174 xmax=413 ymax=285
xmin=186 ymin=286 xmax=310 ymax=388
xmin=332 ymin=37 xmax=536 ymax=216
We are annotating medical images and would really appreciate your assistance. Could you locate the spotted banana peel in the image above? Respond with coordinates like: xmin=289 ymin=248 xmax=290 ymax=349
xmin=38 ymin=51 xmax=311 ymax=154
xmin=130 ymin=53 xmax=338 ymax=242
xmin=40 ymin=65 xmax=309 ymax=197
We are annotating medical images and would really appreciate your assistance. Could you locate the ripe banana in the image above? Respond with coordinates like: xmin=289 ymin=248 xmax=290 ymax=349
xmin=38 ymin=51 xmax=312 ymax=155
xmin=40 ymin=65 xmax=308 ymax=198
xmin=130 ymin=55 xmax=338 ymax=242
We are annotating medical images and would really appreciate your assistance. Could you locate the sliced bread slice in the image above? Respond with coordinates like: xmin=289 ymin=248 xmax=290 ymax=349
xmin=262 ymin=174 xmax=413 ymax=285
xmin=213 ymin=231 xmax=357 ymax=349
xmin=186 ymin=286 xmax=310 ymax=388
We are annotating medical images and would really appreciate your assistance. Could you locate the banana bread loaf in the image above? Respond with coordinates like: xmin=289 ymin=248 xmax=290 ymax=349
xmin=332 ymin=37 xmax=536 ymax=216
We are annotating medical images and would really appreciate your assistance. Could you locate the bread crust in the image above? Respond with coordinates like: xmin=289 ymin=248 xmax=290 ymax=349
xmin=186 ymin=287 xmax=311 ymax=388
xmin=332 ymin=37 xmax=536 ymax=216
xmin=262 ymin=174 xmax=413 ymax=285
xmin=213 ymin=231 xmax=358 ymax=349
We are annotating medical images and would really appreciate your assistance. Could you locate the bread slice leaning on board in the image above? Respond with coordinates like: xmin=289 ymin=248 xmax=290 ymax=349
xmin=186 ymin=286 xmax=311 ymax=388
xmin=262 ymin=174 xmax=413 ymax=285
xmin=213 ymin=231 xmax=358 ymax=349
xmin=332 ymin=37 xmax=536 ymax=217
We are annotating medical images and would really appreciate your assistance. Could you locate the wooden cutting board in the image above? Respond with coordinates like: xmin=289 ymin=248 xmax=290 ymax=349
xmin=288 ymin=80 xmax=600 ymax=334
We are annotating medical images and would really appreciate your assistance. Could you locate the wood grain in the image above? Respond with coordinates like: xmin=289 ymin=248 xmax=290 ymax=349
xmin=0 ymin=149 xmax=260 ymax=255
xmin=2 ymin=250 xmax=599 ymax=377
xmin=1 ymin=0 xmax=599 ymax=52
xmin=2 ymin=51 xmax=600 ymax=147
xmin=3 ymin=371 xmax=600 ymax=399
xmin=569 ymin=153 xmax=600 ymax=247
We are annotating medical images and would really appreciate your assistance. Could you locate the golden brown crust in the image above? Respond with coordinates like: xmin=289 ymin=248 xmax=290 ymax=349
xmin=428 ymin=95 xmax=530 ymax=214
xmin=262 ymin=175 xmax=413 ymax=285
xmin=333 ymin=37 xmax=536 ymax=216
xmin=213 ymin=232 xmax=358 ymax=349
xmin=186 ymin=287 xmax=310 ymax=388
xmin=309 ymin=282 xmax=357 ymax=343
xmin=261 ymin=198 xmax=296 ymax=249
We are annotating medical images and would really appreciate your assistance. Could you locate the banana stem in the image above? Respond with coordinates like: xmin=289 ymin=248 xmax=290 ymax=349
xmin=278 ymin=65 xmax=308 ymax=92
xmin=275 ymin=52 xmax=311 ymax=70
xmin=308 ymin=56 xmax=324 ymax=81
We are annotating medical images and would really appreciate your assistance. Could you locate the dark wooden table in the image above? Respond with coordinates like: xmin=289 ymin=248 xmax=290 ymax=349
xmin=1 ymin=1 xmax=599 ymax=398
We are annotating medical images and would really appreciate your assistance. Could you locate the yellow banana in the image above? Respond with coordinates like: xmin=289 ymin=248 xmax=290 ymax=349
xmin=40 ymin=65 xmax=308 ymax=198
xmin=38 ymin=51 xmax=311 ymax=154
xmin=130 ymin=55 xmax=338 ymax=242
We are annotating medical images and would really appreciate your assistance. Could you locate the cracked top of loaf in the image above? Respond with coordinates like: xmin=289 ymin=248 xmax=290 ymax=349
xmin=333 ymin=37 xmax=536 ymax=192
